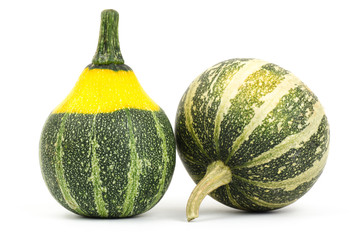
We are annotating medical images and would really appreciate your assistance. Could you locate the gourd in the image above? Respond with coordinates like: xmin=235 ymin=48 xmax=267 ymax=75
xmin=175 ymin=58 xmax=329 ymax=221
xmin=39 ymin=9 xmax=175 ymax=218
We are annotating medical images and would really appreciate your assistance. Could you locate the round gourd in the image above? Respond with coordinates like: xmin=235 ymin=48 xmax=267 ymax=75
xmin=39 ymin=9 xmax=175 ymax=218
xmin=175 ymin=58 xmax=329 ymax=221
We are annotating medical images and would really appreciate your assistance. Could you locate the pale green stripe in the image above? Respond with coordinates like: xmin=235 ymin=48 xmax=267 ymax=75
xmin=214 ymin=59 xmax=268 ymax=155
xmin=234 ymin=148 xmax=329 ymax=191
xmin=230 ymin=182 xmax=294 ymax=209
xmin=234 ymin=101 xmax=325 ymax=169
xmin=184 ymin=74 xmax=211 ymax=160
xmin=88 ymin=114 xmax=108 ymax=217
xmin=226 ymin=74 xmax=302 ymax=163
xmin=181 ymin=150 xmax=205 ymax=167
xmin=54 ymin=113 xmax=85 ymax=215
xmin=243 ymin=192 xmax=296 ymax=209
xmin=121 ymin=109 xmax=142 ymax=216
xmin=149 ymin=111 xmax=170 ymax=207
xmin=225 ymin=185 xmax=245 ymax=210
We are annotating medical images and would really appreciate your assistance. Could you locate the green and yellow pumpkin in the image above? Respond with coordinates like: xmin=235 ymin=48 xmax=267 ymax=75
xmin=39 ymin=9 xmax=175 ymax=218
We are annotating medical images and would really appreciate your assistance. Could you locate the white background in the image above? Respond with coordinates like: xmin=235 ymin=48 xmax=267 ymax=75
xmin=1 ymin=0 xmax=361 ymax=239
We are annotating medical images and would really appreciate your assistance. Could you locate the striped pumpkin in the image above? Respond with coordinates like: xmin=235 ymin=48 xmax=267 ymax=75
xmin=175 ymin=58 xmax=329 ymax=221
xmin=39 ymin=10 xmax=175 ymax=218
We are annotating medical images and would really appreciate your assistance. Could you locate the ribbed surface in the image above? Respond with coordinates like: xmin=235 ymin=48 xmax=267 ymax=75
xmin=40 ymin=108 xmax=175 ymax=217
xmin=176 ymin=58 xmax=329 ymax=211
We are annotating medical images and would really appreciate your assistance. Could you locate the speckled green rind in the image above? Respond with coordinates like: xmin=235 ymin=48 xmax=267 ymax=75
xmin=40 ymin=108 xmax=175 ymax=217
xmin=175 ymin=58 xmax=329 ymax=211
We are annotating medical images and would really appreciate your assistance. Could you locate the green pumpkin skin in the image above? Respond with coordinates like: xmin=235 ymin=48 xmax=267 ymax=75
xmin=175 ymin=58 xmax=329 ymax=219
xmin=39 ymin=9 xmax=176 ymax=218
xmin=41 ymin=109 xmax=175 ymax=218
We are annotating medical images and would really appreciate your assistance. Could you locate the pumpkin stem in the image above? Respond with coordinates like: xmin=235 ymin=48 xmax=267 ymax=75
xmin=92 ymin=9 xmax=124 ymax=65
xmin=186 ymin=160 xmax=232 ymax=222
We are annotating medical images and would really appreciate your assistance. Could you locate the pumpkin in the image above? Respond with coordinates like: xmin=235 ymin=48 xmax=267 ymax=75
xmin=175 ymin=58 xmax=329 ymax=221
xmin=39 ymin=9 xmax=175 ymax=218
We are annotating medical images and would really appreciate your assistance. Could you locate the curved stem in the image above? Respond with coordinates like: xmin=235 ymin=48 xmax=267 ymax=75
xmin=186 ymin=161 xmax=232 ymax=222
xmin=92 ymin=9 xmax=124 ymax=65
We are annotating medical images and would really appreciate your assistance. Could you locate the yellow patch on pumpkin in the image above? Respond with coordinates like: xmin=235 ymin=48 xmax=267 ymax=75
xmin=53 ymin=68 xmax=159 ymax=113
